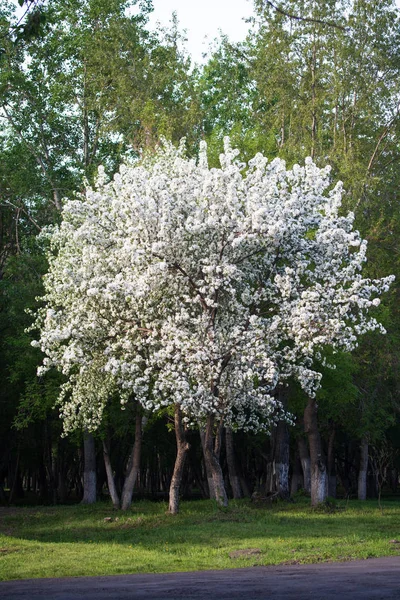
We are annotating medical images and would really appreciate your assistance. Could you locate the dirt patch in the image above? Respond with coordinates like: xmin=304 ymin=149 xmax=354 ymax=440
xmin=0 ymin=547 xmax=20 ymax=555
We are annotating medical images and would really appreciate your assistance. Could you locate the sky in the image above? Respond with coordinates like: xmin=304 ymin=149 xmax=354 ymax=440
xmin=147 ymin=0 xmax=253 ymax=64
xmin=147 ymin=0 xmax=400 ymax=65
xmin=12 ymin=0 xmax=400 ymax=66
xmin=10 ymin=0 xmax=253 ymax=65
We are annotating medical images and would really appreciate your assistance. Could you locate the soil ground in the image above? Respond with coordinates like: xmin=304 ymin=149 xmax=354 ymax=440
xmin=1 ymin=556 xmax=399 ymax=599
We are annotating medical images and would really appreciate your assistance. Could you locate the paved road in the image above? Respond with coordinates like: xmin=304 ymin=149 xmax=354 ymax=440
xmin=1 ymin=557 xmax=400 ymax=599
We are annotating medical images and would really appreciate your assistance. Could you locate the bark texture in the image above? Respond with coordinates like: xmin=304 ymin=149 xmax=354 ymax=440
xmin=81 ymin=432 xmax=96 ymax=504
xmin=225 ymin=427 xmax=242 ymax=499
xmin=204 ymin=415 xmax=228 ymax=507
xmin=169 ymin=405 xmax=190 ymax=514
xmin=273 ymin=420 xmax=290 ymax=499
xmin=327 ymin=426 xmax=337 ymax=498
xmin=121 ymin=409 xmax=142 ymax=510
xmin=102 ymin=440 xmax=120 ymax=509
xmin=304 ymin=398 xmax=328 ymax=506
xmin=290 ymin=451 xmax=303 ymax=496
xmin=297 ymin=436 xmax=311 ymax=494
xmin=199 ymin=427 xmax=215 ymax=499
xmin=358 ymin=437 xmax=369 ymax=501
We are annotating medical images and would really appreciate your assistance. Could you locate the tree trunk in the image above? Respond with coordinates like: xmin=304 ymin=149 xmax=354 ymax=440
xmin=264 ymin=421 xmax=290 ymax=499
xmin=8 ymin=447 xmax=21 ymax=505
xmin=214 ymin=423 xmax=223 ymax=462
xmin=38 ymin=460 xmax=48 ymax=500
xmin=225 ymin=427 xmax=242 ymax=499
xmin=274 ymin=420 xmax=290 ymax=499
xmin=327 ymin=426 xmax=337 ymax=498
xmin=56 ymin=438 xmax=68 ymax=504
xmin=121 ymin=408 xmax=142 ymax=510
xmin=81 ymin=432 xmax=96 ymax=504
xmin=304 ymin=397 xmax=328 ymax=506
xmin=358 ymin=436 xmax=368 ymax=501
xmin=204 ymin=415 xmax=228 ymax=507
xmin=290 ymin=451 xmax=302 ymax=497
xmin=310 ymin=30 xmax=317 ymax=159
xmin=102 ymin=440 xmax=120 ymax=509
xmin=265 ymin=458 xmax=274 ymax=495
xmin=199 ymin=427 xmax=215 ymax=499
xmin=297 ymin=436 xmax=311 ymax=494
xmin=169 ymin=405 xmax=190 ymax=514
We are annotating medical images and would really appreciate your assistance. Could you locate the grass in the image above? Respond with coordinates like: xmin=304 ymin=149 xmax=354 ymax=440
xmin=1 ymin=497 xmax=400 ymax=580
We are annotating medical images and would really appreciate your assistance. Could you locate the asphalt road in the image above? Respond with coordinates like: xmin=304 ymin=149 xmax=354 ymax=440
xmin=1 ymin=557 xmax=400 ymax=600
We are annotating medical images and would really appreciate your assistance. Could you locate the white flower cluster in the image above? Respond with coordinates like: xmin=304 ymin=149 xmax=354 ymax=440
xmin=31 ymin=138 xmax=394 ymax=433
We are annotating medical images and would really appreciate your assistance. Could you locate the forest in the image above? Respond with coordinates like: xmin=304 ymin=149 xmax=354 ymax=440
xmin=1 ymin=0 xmax=400 ymax=514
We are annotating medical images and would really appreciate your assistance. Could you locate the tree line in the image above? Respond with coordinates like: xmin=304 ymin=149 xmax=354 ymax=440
xmin=1 ymin=0 xmax=400 ymax=511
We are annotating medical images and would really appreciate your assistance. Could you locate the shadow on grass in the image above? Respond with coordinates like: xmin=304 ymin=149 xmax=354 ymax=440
xmin=1 ymin=499 xmax=398 ymax=550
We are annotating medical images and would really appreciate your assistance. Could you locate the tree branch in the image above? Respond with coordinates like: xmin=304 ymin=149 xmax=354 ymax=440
xmin=355 ymin=105 xmax=400 ymax=211
xmin=172 ymin=262 xmax=209 ymax=311
xmin=1 ymin=104 xmax=62 ymax=211
xmin=264 ymin=0 xmax=347 ymax=31
xmin=2 ymin=199 xmax=42 ymax=232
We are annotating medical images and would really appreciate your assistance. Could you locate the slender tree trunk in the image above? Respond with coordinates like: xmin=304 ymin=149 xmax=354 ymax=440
xmin=8 ymin=447 xmax=21 ymax=505
xmin=265 ymin=421 xmax=290 ymax=498
xmin=38 ymin=460 xmax=47 ymax=500
xmin=56 ymin=438 xmax=68 ymax=504
xmin=32 ymin=471 xmax=37 ymax=496
xmin=274 ymin=420 xmax=290 ymax=499
xmin=81 ymin=432 xmax=96 ymax=504
xmin=265 ymin=458 xmax=274 ymax=495
xmin=204 ymin=415 xmax=228 ymax=507
xmin=189 ymin=452 xmax=209 ymax=499
xmin=310 ymin=29 xmax=317 ymax=159
xmin=44 ymin=420 xmax=57 ymax=504
xmin=298 ymin=436 xmax=311 ymax=494
xmin=225 ymin=427 xmax=242 ymax=499
xmin=121 ymin=408 xmax=142 ymax=510
xmin=333 ymin=47 xmax=338 ymax=147
xmin=56 ymin=456 xmax=67 ymax=504
xmin=358 ymin=436 xmax=368 ymax=501
xmin=199 ymin=427 xmax=215 ymax=499
xmin=290 ymin=450 xmax=302 ymax=496
xmin=169 ymin=405 xmax=190 ymax=514
xmin=214 ymin=422 xmax=223 ymax=462
xmin=26 ymin=471 xmax=31 ymax=493
xmin=53 ymin=189 xmax=62 ymax=212
xmin=304 ymin=397 xmax=328 ymax=506
xmin=327 ymin=426 xmax=337 ymax=498
xmin=102 ymin=440 xmax=120 ymax=509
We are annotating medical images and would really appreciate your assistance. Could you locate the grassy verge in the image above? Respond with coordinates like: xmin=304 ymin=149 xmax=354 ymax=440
xmin=1 ymin=498 xmax=400 ymax=580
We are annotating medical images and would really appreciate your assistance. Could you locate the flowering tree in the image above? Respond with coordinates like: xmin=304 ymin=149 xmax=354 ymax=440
xmin=32 ymin=138 xmax=393 ymax=509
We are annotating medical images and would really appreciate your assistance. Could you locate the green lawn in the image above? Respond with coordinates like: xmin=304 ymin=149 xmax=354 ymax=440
xmin=1 ymin=498 xmax=400 ymax=580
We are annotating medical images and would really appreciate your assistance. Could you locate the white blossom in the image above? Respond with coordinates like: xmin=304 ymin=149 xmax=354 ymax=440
xmin=31 ymin=138 xmax=394 ymax=433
